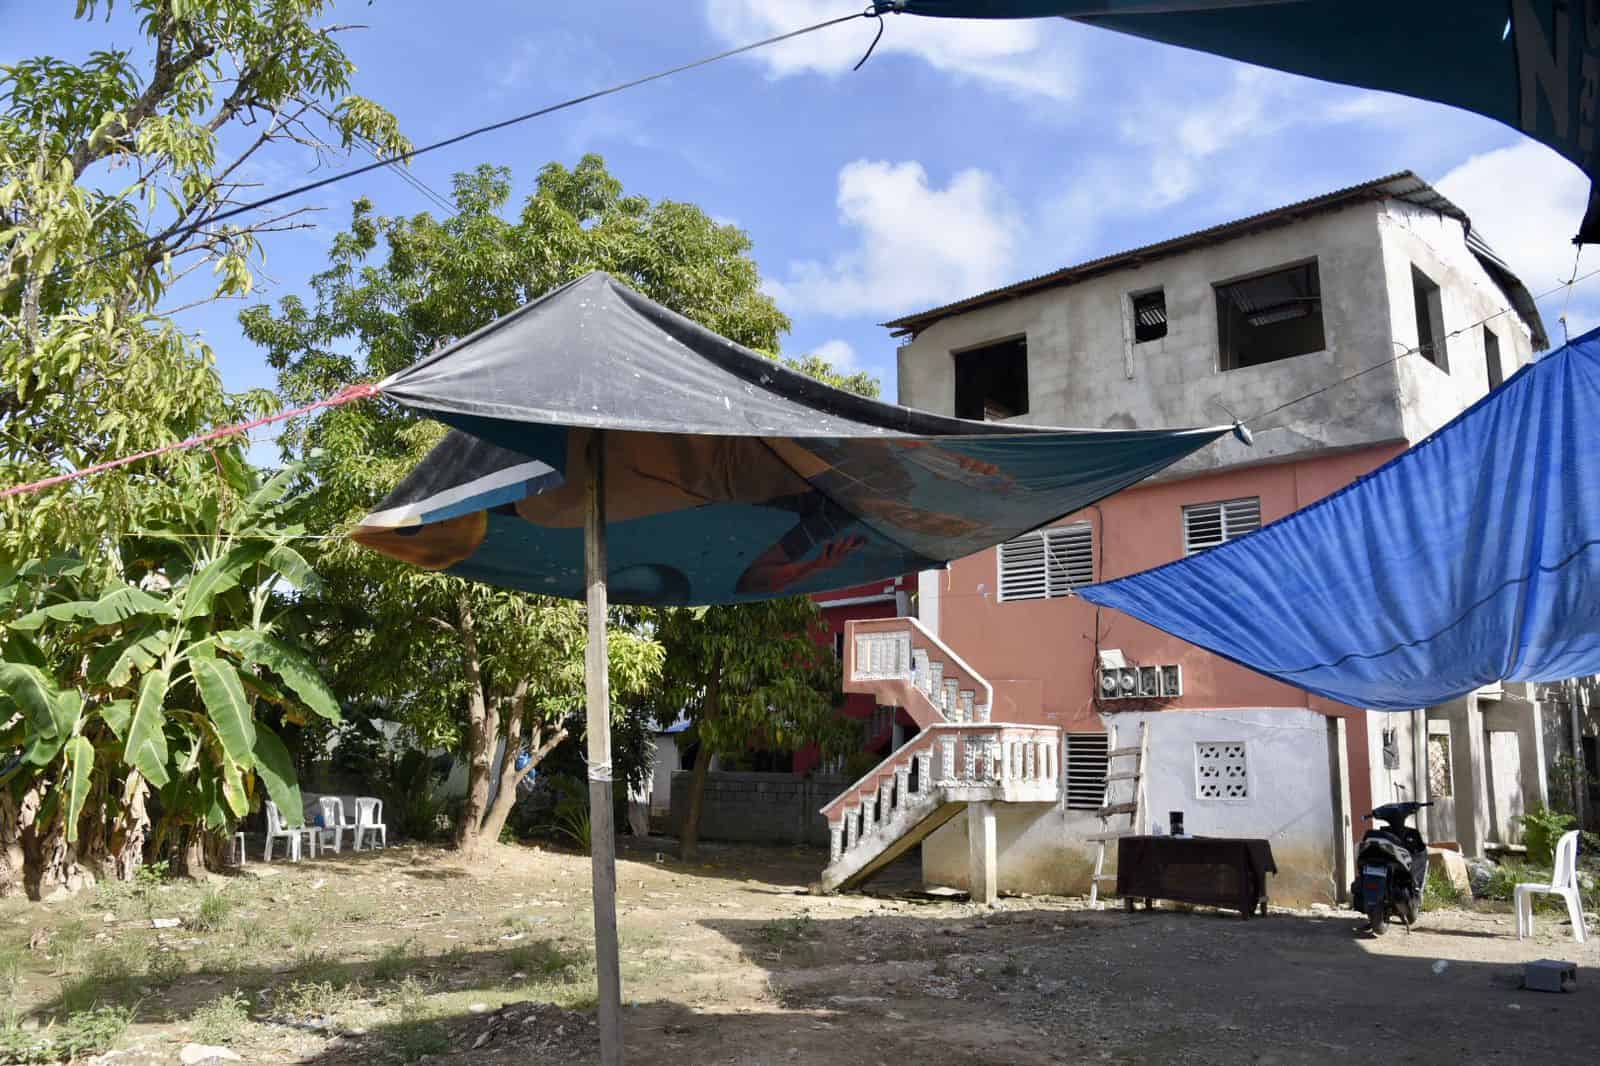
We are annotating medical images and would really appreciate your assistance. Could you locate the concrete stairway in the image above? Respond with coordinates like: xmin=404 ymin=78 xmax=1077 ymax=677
xmin=815 ymin=617 xmax=1060 ymax=896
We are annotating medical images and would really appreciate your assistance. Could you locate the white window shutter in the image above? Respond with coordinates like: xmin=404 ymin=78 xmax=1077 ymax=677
xmin=1183 ymin=497 xmax=1261 ymax=555
xmin=999 ymin=523 xmax=1093 ymax=601
xmin=1065 ymin=732 xmax=1110 ymax=809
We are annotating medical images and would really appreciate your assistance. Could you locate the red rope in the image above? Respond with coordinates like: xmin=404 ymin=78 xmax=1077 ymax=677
xmin=0 ymin=383 xmax=381 ymax=502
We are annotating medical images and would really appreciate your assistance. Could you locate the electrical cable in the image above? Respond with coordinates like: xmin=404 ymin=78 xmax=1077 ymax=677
xmin=304 ymin=100 xmax=456 ymax=215
xmin=46 ymin=9 xmax=874 ymax=278
xmin=1561 ymin=245 xmax=1584 ymax=344
xmin=1244 ymin=264 xmax=1600 ymax=428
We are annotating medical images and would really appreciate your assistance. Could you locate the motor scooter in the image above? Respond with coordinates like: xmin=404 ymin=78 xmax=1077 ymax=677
xmin=1349 ymin=800 xmax=1432 ymax=935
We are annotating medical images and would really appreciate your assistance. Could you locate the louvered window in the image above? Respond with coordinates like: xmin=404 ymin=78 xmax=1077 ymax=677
xmin=997 ymin=523 xmax=1093 ymax=601
xmin=1182 ymin=497 xmax=1261 ymax=555
xmin=1132 ymin=289 xmax=1167 ymax=342
xmin=1065 ymin=732 xmax=1109 ymax=810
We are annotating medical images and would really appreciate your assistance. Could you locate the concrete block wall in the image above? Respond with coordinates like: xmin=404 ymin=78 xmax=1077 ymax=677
xmin=668 ymin=771 xmax=846 ymax=847
xmin=896 ymin=200 xmax=1409 ymax=477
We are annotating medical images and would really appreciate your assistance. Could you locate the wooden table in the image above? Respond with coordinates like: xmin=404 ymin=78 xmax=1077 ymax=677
xmin=1115 ymin=836 xmax=1276 ymax=918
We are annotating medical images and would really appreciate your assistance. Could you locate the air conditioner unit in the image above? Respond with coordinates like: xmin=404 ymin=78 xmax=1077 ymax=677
xmin=1096 ymin=663 xmax=1183 ymax=700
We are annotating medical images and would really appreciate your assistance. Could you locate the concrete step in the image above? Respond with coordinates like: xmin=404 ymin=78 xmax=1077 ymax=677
xmin=816 ymin=798 xmax=966 ymax=893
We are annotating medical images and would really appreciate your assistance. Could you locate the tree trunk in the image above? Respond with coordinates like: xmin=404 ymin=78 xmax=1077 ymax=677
xmin=679 ymin=655 xmax=723 ymax=862
xmin=77 ymin=772 xmax=110 ymax=879
xmin=0 ymin=791 xmax=23 ymax=899
xmin=453 ymin=595 xmax=499 ymax=859
xmin=479 ymin=700 xmax=566 ymax=847
xmin=679 ymin=739 xmax=714 ymax=862
xmin=172 ymin=826 xmax=226 ymax=879
xmin=18 ymin=785 xmax=90 ymax=901
xmin=109 ymin=774 xmax=151 ymax=883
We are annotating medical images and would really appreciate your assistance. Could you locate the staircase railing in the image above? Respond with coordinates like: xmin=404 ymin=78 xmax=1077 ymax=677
xmin=844 ymin=616 xmax=993 ymax=726
xmin=819 ymin=722 xmax=1059 ymax=869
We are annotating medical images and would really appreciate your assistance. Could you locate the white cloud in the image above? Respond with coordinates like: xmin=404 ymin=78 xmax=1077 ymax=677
xmin=1025 ymin=68 xmax=1446 ymax=273
xmin=1437 ymin=141 xmax=1591 ymax=303
xmin=704 ymin=1 xmax=1076 ymax=100
xmin=812 ymin=339 xmax=857 ymax=369
xmin=1113 ymin=68 xmax=1411 ymax=212
xmin=767 ymin=159 xmax=1021 ymax=317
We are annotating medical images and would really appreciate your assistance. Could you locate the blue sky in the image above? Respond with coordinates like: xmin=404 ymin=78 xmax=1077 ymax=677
xmin=7 ymin=0 xmax=1597 ymax=416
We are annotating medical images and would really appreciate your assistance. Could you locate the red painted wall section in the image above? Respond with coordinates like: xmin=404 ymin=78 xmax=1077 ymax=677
xmin=793 ymin=578 xmax=909 ymax=776
xmin=937 ymin=444 xmax=1407 ymax=737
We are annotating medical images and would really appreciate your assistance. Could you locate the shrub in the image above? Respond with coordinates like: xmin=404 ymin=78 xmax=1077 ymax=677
xmin=191 ymin=887 xmax=233 ymax=933
xmin=190 ymin=990 xmax=251 ymax=1045
xmin=0 ymin=1006 xmax=133 ymax=1063
xmin=370 ymin=940 xmax=417 ymax=983
xmin=1423 ymin=871 xmax=1464 ymax=909
xmin=146 ymin=946 xmax=187 ymax=987
xmin=551 ymin=798 xmax=591 ymax=852
xmin=1515 ymin=805 xmax=1576 ymax=867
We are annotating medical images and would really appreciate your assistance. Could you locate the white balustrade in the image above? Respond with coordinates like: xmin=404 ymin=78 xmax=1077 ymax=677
xmin=821 ymin=721 xmax=1063 ymax=875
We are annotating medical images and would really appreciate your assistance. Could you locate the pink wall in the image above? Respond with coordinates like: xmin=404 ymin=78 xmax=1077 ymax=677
xmin=937 ymin=443 xmax=1404 ymax=805
xmin=794 ymin=578 xmax=909 ymax=776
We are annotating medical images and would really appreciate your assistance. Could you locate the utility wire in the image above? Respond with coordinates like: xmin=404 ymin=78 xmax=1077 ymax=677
xmin=1561 ymin=245 xmax=1585 ymax=344
xmin=1245 ymin=264 xmax=1600 ymax=428
xmin=305 ymin=100 xmax=456 ymax=215
xmin=58 ymin=9 xmax=873 ymax=276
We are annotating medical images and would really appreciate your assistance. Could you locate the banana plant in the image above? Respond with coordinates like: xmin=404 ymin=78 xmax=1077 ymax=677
xmin=0 ymin=451 xmax=340 ymax=862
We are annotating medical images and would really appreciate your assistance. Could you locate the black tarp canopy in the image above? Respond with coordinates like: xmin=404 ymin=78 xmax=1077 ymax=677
xmin=356 ymin=271 xmax=1230 ymax=603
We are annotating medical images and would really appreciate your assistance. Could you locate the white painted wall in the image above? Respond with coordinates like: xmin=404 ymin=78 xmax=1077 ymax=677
xmin=922 ymin=708 xmax=1342 ymax=905
xmin=1377 ymin=201 xmax=1537 ymax=444
xmin=645 ymin=733 xmax=683 ymax=814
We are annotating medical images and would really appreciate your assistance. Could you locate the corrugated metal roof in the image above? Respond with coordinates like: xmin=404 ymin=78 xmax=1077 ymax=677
xmin=882 ymin=171 xmax=1548 ymax=350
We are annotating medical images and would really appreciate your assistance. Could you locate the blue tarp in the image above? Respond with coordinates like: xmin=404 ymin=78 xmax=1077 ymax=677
xmin=1079 ymin=328 xmax=1600 ymax=711
xmin=892 ymin=1 xmax=1600 ymax=241
xmin=358 ymin=272 xmax=1228 ymax=605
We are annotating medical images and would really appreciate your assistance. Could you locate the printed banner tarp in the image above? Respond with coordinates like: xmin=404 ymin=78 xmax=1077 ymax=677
xmin=1080 ymin=327 xmax=1600 ymax=710
xmin=892 ymin=1 xmax=1600 ymax=241
xmin=355 ymin=271 xmax=1228 ymax=605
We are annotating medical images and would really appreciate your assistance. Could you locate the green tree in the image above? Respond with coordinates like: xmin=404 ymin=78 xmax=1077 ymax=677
xmin=781 ymin=353 xmax=881 ymax=401
xmin=244 ymin=156 xmax=878 ymax=857
xmin=0 ymin=452 xmax=340 ymax=897
xmin=0 ymin=0 xmax=406 ymax=562
xmin=650 ymin=599 xmax=856 ymax=861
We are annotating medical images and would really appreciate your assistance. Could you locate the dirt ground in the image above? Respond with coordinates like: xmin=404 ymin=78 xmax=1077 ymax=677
xmin=3 ymin=837 xmax=1597 ymax=1064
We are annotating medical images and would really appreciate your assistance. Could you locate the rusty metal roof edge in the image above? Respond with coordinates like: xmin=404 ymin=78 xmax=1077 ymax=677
xmin=882 ymin=171 xmax=1538 ymax=341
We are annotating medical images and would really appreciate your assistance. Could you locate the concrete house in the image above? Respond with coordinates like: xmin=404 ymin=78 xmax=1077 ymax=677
xmin=818 ymin=173 xmax=1558 ymax=905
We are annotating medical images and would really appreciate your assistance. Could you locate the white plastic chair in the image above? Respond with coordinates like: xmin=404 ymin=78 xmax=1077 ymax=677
xmin=354 ymin=797 xmax=387 ymax=851
xmin=263 ymin=801 xmax=303 ymax=862
xmin=316 ymin=796 xmax=356 ymax=854
xmin=1515 ymin=830 xmax=1587 ymax=943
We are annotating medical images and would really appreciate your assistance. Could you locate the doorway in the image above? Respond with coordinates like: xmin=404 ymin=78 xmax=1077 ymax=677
xmin=1486 ymin=731 xmax=1525 ymax=844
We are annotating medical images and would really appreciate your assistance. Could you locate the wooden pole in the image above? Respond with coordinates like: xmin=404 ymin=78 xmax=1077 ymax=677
xmin=584 ymin=429 xmax=624 ymax=1063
